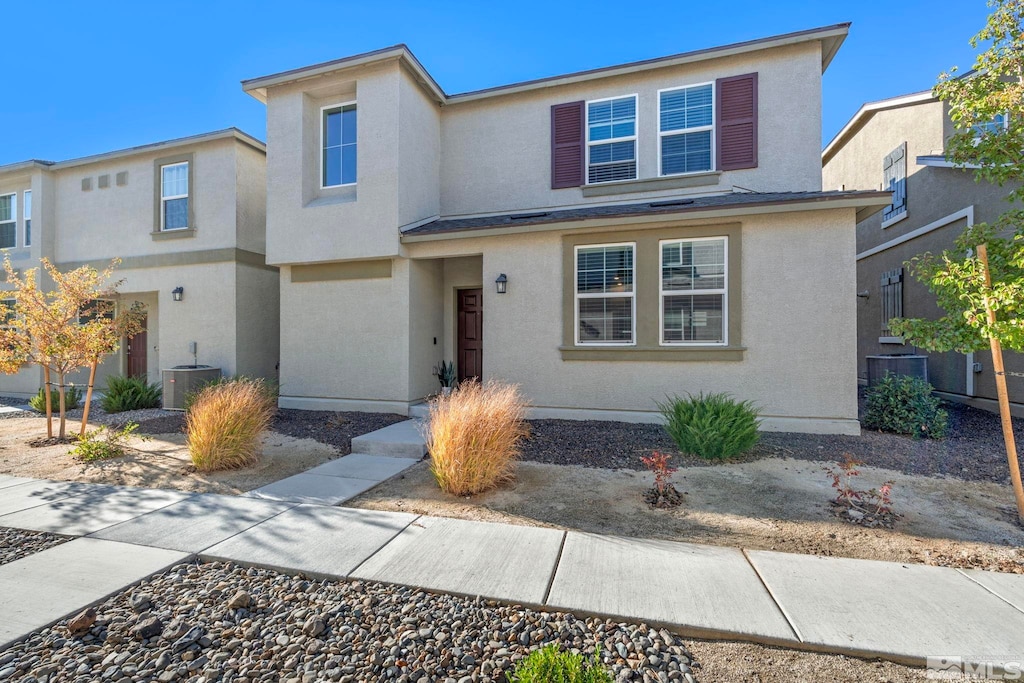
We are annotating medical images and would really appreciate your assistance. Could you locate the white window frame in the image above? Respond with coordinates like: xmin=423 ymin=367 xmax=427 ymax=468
xmin=574 ymin=242 xmax=637 ymax=346
xmin=320 ymin=100 xmax=357 ymax=189
xmin=0 ymin=298 xmax=15 ymax=329
xmin=0 ymin=193 xmax=16 ymax=251
xmin=585 ymin=94 xmax=639 ymax=186
xmin=973 ymin=112 xmax=1009 ymax=140
xmin=160 ymin=161 xmax=189 ymax=231
xmin=657 ymin=82 xmax=715 ymax=177
xmin=659 ymin=236 xmax=728 ymax=347
xmin=22 ymin=190 xmax=31 ymax=247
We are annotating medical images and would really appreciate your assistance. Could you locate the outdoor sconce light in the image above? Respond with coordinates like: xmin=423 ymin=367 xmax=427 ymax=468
xmin=172 ymin=286 xmax=184 ymax=302
xmin=856 ymin=290 xmax=870 ymax=299
xmin=495 ymin=273 xmax=508 ymax=294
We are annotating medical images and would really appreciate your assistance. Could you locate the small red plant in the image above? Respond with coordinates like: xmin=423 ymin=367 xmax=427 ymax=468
xmin=823 ymin=453 xmax=895 ymax=516
xmin=641 ymin=450 xmax=677 ymax=495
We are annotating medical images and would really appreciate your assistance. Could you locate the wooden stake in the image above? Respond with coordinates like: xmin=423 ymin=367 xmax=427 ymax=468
xmin=80 ymin=359 xmax=97 ymax=437
xmin=43 ymin=365 xmax=53 ymax=439
xmin=978 ymin=243 xmax=1024 ymax=525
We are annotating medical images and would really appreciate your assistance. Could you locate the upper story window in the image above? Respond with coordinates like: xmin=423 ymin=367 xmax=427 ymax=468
xmin=322 ymin=102 xmax=357 ymax=188
xmin=586 ymin=96 xmax=637 ymax=184
xmin=0 ymin=194 xmax=16 ymax=249
xmin=575 ymin=243 xmax=635 ymax=344
xmin=160 ymin=162 xmax=189 ymax=230
xmin=659 ymin=84 xmax=714 ymax=176
xmin=882 ymin=142 xmax=907 ymax=227
xmin=22 ymin=190 xmax=31 ymax=247
xmin=661 ymin=237 xmax=727 ymax=345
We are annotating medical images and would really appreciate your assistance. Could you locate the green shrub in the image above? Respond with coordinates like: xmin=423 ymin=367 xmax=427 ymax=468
xmin=863 ymin=373 xmax=948 ymax=439
xmin=29 ymin=385 xmax=82 ymax=412
xmin=100 ymin=375 xmax=162 ymax=413
xmin=510 ymin=644 xmax=613 ymax=683
xmin=72 ymin=422 xmax=146 ymax=461
xmin=658 ymin=392 xmax=760 ymax=460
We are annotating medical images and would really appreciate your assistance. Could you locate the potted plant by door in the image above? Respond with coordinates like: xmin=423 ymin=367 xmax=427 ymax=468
xmin=435 ymin=361 xmax=457 ymax=396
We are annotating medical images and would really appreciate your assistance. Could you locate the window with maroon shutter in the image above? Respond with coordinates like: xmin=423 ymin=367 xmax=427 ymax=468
xmin=715 ymin=73 xmax=758 ymax=171
xmin=551 ymin=101 xmax=585 ymax=188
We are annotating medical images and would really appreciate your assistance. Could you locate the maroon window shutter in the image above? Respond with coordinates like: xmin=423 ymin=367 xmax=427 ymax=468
xmin=716 ymin=73 xmax=758 ymax=171
xmin=551 ymin=101 xmax=585 ymax=188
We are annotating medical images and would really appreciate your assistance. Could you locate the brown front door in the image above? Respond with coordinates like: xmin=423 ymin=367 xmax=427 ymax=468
xmin=126 ymin=314 xmax=147 ymax=377
xmin=457 ymin=289 xmax=483 ymax=382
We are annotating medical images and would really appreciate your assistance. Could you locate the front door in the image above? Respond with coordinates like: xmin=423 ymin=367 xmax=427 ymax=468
xmin=126 ymin=314 xmax=147 ymax=377
xmin=457 ymin=289 xmax=482 ymax=382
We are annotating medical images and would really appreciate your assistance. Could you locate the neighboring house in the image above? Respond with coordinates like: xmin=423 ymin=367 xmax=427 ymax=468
xmin=243 ymin=23 xmax=889 ymax=435
xmin=0 ymin=129 xmax=279 ymax=398
xmin=823 ymin=89 xmax=1024 ymax=417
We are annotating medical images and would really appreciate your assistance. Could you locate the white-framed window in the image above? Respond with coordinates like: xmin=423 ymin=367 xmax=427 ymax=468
xmin=160 ymin=162 xmax=189 ymax=230
xmin=586 ymin=95 xmax=637 ymax=184
xmin=660 ymin=237 xmax=727 ymax=345
xmin=575 ymin=243 xmax=635 ymax=345
xmin=22 ymin=190 xmax=31 ymax=247
xmin=973 ymin=112 xmax=1008 ymax=138
xmin=321 ymin=101 xmax=357 ymax=188
xmin=78 ymin=299 xmax=113 ymax=325
xmin=0 ymin=194 xmax=16 ymax=250
xmin=0 ymin=298 xmax=15 ymax=329
xmin=659 ymin=83 xmax=714 ymax=176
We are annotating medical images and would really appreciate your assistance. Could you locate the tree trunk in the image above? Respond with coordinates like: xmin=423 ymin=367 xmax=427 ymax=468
xmin=978 ymin=244 xmax=1024 ymax=525
xmin=57 ymin=372 xmax=67 ymax=440
xmin=43 ymin=365 xmax=53 ymax=439
xmin=80 ymin=359 xmax=98 ymax=437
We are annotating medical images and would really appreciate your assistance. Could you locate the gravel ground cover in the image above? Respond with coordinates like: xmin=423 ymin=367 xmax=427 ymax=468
xmin=0 ymin=527 xmax=68 ymax=567
xmin=0 ymin=560 xmax=698 ymax=683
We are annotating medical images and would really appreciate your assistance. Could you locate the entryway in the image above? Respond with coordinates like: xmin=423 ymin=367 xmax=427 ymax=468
xmin=457 ymin=288 xmax=482 ymax=382
xmin=127 ymin=313 xmax=148 ymax=377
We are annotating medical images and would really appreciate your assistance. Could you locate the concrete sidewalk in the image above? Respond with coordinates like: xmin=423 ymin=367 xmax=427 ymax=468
xmin=1 ymin=476 xmax=1023 ymax=668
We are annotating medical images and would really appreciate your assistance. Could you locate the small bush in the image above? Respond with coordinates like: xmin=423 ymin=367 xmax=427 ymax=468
xmin=863 ymin=373 xmax=948 ymax=439
xmin=658 ymin=392 xmax=760 ymax=460
xmin=29 ymin=385 xmax=82 ymax=412
xmin=511 ymin=644 xmax=613 ymax=683
xmin=186 ymin=378 xmax=276 ymax=472
xmin=426 ymin=380 xmax=529 ymax=496
xmin=100 ymin=375 xmax=162 ymax=413
xmin=72 ymin=422 xmax=146 ymax=461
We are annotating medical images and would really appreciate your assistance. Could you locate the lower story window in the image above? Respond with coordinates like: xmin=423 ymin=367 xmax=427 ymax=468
xmin=880 ymin=268 xmax=903 ymax=335
xmin=661 ymin=237 xmax=727 ymax=344
xmin=575 ymin=243 xmax=635 ymax=344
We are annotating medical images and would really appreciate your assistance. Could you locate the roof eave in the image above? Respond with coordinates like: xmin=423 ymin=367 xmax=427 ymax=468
xmin=823 ymin=89 xmax=945 ymax=164
xmin=0 ymin=159 xmax=55 ymax=177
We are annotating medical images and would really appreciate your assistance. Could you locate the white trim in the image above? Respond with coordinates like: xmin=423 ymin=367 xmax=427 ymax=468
xmin=916 ymin=155 xmax=981 ymax=169
xmin=0 ymin=192 xmax=16 ymax=250
xmin=658 ymin=236 xmax=728 ymax=346
xmin=159 ymin=161 xmax=189 ymax=232
xmin=22 ymin=190 xmax=31 ymax=248
xmin=880 ymin=210 xmax=907 ymax=229
xmin=320 ymin=100 xmax=358 ymax=190
xmin=573 ymin=242 xmax=637 ymax=347
xmin=657 ymin=82 xmax=715 ymax=177
xmin=823 ymin=91 xmax=934 ymax=162
xmin=585 ymin=94 xmax=639 ymax=186
xmin=856 ymin=206 xmax=974 ymax=261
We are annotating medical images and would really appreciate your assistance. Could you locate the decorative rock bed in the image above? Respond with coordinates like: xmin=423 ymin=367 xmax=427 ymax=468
xmin=0 ymin=561 xmax=698 ymax=683
xmin=0 ymin=527 xmax=69 ymax=567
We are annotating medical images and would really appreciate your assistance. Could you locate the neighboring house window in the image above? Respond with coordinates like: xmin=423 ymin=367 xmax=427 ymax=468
xmin=22 ymin=190 xmax=30 ymax=247
xmin=0 ymin=194 xmax=15 ymax=249
xmin=575 ymin=243 xmax=635 ymax=344
xmin=882 ymin=142 xmax=907 ymax=225
xmin=659 ymin=84 xmax=714 ymax=176
xmin=586 ymin=96 xmax=637 ymax=184
xmin=0 ymin=298 xmax=15 ymax=328
xmin=160 ymin=162 xmax=189 ymax=230
xmin=661 ymin=237 xmax=727 ymax=344
xmin=322 ymin=102 xmax=357 ymax=187
xmin=880 ymin=268 xmax=903 ymax=336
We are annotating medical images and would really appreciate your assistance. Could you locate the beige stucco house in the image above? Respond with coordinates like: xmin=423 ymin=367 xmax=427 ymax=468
xmin=823 ymin=89 xmax=1024 ymax=416
xmin=244 ymin=23 xmax=889 ymax=434
xmin=0 ymin=129 xmax=279 ymax=398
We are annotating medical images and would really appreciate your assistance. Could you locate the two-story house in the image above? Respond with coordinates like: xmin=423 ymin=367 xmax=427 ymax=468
xmin=823 ymin=88 xmax=1024 ymax=416
xmin=243 ymin=24 xmax=889 ymax=435
xmin=0 ymin=128 xmax=279 ymax=398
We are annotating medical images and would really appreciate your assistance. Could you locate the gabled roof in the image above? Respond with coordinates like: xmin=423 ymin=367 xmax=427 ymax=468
xmin=822 ymin=90 xmax=937 ymax=164
xmin=0 ymin=128 xmax=265 ymax=177
xmin=400 ymin=190 xmax=891 ymax=241
xmin=242 ymin=23 xmax=851 ymax=104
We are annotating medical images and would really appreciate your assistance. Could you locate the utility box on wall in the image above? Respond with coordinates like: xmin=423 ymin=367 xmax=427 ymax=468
xmin=865 ymin=354 xmax=928 ymax=387
xmin=162 ymin=365 xmax=222 ymax=410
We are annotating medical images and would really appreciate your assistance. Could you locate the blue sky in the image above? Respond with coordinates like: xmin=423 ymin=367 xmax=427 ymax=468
xmin=3 ymin=0 xmax=989 ymax=165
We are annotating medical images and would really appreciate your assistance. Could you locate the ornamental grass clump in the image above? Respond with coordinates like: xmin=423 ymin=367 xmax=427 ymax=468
xmin=658 ymin=392 xmax=760 ymax=460
xmin=426 ymin=380 xmax=528 ymax=496
xmin=510 ymin=644 xmax=613 ymax=683
xmin=186 ymin=378 xmax=276 ymax=472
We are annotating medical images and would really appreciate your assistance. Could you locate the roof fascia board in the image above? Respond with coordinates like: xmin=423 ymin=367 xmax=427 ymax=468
xmin=45 ymin=129 xmax=265 ymax=172
xmin=823 ymin=91 xmax=936 ymax=163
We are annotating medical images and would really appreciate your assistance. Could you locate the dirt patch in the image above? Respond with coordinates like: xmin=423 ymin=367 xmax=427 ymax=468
xmin=348 ymin=457 xmax=1024 ymax=573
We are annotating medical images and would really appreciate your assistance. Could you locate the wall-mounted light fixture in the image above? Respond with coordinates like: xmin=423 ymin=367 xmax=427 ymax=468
xmin=495 ymin=273 xmax=508 ymax=294
xmin=856 ymin=290 xmax=870 ymax=299
xmin=172 ymin=286 xmax=184 ymax=302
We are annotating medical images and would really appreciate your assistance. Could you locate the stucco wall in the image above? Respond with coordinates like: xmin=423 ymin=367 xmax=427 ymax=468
xmin=398 ymin=70 xmax=441 ymax=228
xmin=234 ymin=263 xmax=280 ymax=380
xmin=235 ymin=144 xmax=268 ymax=254
xmin=407 ymin=259 xmax=444 ymax=400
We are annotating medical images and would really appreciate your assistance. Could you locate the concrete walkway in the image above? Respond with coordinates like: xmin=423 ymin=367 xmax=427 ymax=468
xmin=1 ymin=476 xmax=1024 ymax=669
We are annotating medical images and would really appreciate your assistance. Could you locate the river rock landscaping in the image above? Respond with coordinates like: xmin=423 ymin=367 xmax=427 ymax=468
xmin=0 ymin=560 xmax=698 ymax=683
xmin=0 ymin=527 xmax=68 ymax=567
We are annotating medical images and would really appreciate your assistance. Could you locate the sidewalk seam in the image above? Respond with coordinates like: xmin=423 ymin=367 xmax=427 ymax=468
xmin=741 ymin=548 xmax=804 ymax=643
xmin=190 ymin=501 xmax=302 ymax=555
xmin=954 ymin=568 xmax=1024 ymax=616
xmin=541 ymin=531 xmax=568 ymax=606
xmin=345 ymin=514 xmax=424 ymax=578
